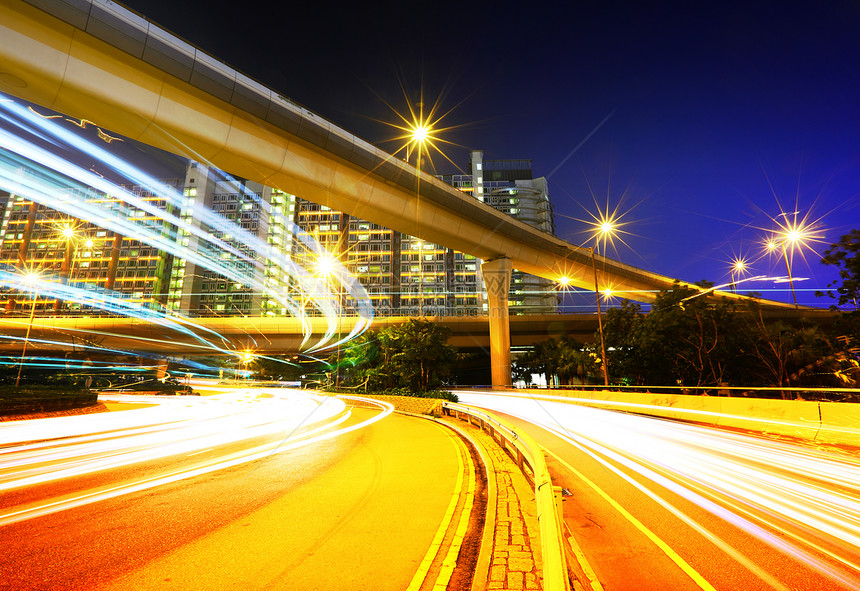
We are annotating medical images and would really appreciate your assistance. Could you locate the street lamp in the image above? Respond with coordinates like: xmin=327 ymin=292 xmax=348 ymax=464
xmin=764 ymin=212 xmax=825 ymax=310
xmin=54 ymin=223 xmax=80 ymax=314
xmin=589 ymin=248 xmax=610 ymax=388
xmin=241 ymin=350 xmax=254 ymax=380
xmin=587 ymin=217 xmax=618 ymax=388
xmin=558 ymin=248 xmax=610 ymax=388
xmin=766 ymin=236 xmax=798 ymax=309
xmin=16 ymin=269 xmax=41 ymax=387
xmin=315 ymin=251 xmax=344 ymax=388
xmin=730 ymin=258 xmax=748 ymax=293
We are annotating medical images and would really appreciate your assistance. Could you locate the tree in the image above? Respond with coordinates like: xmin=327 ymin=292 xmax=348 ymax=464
xmin=513 ymin=337 xmax=599 ymax=386
xmin=333 ymin=319 xmax=459 ymax=393
xmin=386 ymin=319 xmax=459 ymax=392
xmin=601 ymin=300 xmax=647 ymax=384
xmin=514 ymin=339 xmax=560 ymax=386
xmin=251 ymin=355 xmax=306 ymax=381
xmin=818 ymin=229 xmax=860 ymax=311
xmin=555 ymin=338 xmax=600 ymax=385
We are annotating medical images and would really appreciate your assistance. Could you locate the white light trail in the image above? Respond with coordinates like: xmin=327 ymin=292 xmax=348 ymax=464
xmin=458 ymin=392 xmax=860 ymax=589
xmin=0 ymin=94 xmax=373 ymax=353
xmin=0 ymin=391 xmax=393 ymax=526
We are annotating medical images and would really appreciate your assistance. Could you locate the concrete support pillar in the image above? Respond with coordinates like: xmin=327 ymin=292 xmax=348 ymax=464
xmin=481 ymin=257 xmax=512 ymax=387
xmin=155 ymin=358 xmax=169 ymax=380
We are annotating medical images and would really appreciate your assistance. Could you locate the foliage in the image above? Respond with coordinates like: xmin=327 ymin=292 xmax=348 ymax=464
xmin=250 ymin=355 xmax=307 ymax=381
xmin=330 ymin=319 xmax=460 ymax=394
xmin=371 ymin=387 xmax=459 ymax=402
xmin=513 ymin=337 xmax=599 ymax=386
xmin=0 ymin=384 xmax=88 ymax=399
xmin=576 ymin=281 xmax=858 ymax=392
xmin=817 ymin=229 xmax=860 ymax=311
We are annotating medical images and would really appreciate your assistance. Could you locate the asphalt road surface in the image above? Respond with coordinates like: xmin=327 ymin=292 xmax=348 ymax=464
xmin=1 ymin=389 xmax=470 ymax=591
xmin=457 ymin=390 xmax=860 ymax=591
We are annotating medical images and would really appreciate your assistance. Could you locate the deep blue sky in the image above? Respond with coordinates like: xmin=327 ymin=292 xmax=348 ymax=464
xmin=126 ymin=0 xmax=860 ymax=309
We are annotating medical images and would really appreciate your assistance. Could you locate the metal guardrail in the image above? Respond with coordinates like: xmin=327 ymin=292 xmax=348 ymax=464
xmin=443 ymin=401 xmax=571 ymax=591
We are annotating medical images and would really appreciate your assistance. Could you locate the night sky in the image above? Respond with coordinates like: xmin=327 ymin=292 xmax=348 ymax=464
xmin=123 ymin=0 xmax=860 ymax=309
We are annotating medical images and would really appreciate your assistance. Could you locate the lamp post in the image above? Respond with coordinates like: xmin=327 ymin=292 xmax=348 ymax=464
xmin=16 ymin=270 xmax=41 ymax=387
xmin=558 ymin=249 xmax=609 ymax=388
xmin=730 ymin=259 xmax=747 ymax=293
xmin=765 ymin=215 xmax=821 ymax=310
xmin=766 ymin=237 xmax=798 ymax=309
xmin=589 ymin=217 xmax=618 ymax=388
xmin=589 ymin=248 xmax=610 ymax=387
xmin=316 ymin=251 xmax=343 ymax=389
xmin=241 ymin=351 xmax=254 ymax=381
xmin=54 ymin=224 xmax=79 ymax=314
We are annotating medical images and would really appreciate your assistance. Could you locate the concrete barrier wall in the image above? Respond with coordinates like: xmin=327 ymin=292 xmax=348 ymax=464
xmin=520 ymin=389 xmax=859 ymax=448
xmin=348 ymin=394 xmax=443 ymax=416
xmin=714 ymin=397 xmax=821 ymax=440
xmin=817 ymin=402 xmax=860 ymax=445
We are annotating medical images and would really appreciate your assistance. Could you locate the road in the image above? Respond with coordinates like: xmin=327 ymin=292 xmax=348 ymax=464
xmin=0 ymin=389 xmax=475 ymax=591
xmin=457 ymin=390 xmax=860 ymax=591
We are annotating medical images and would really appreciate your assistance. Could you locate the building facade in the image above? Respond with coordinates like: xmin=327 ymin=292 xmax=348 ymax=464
xmin=436 ymin=150 xmax=559 ymax=315
xmin=166 ymin=163 xmax=296 ymax=317
xmin=0 ymin=180 xmax=182 ymax=315
xmin=0 ymin=151 xmax=557 ymax=319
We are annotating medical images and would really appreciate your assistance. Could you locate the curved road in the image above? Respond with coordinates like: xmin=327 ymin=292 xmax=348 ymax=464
xmin=0 ymin=389 xmax=475 ymax=591
xmin=457 ymin=390 xmax=860 ymax=591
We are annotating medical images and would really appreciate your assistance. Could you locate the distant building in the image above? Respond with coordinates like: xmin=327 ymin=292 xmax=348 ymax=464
xmin=0 ymin=180 xmax=182 ymax=315
xmin=293 ymin=149 xmax=559 ymax=317
xmin=0 ymin=150 xmax=558 ymax=319
xmin=436 ymin=150 xmax=559 ymax=315
xmin=167 ymin=163 xmax=296 ymax=317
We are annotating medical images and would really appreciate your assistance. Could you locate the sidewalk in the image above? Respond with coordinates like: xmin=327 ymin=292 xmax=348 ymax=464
xmin=439 ymin=415 xmax=544 ymax=591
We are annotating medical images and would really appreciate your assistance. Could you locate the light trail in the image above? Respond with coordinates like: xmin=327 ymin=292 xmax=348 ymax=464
xmin=0 ymin=94 xmax=373 ymax=355
xmin=0 ymin=390 xmax=393 ymax=526
xmin=457 ymin=391 xmax=860 ymax=590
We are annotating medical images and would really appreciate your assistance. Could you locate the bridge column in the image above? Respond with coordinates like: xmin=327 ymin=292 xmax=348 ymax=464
xmin=481 ymin=257 xmax=512 ymax=387
xmin=155 ymin=358 xmax=169 ymax=380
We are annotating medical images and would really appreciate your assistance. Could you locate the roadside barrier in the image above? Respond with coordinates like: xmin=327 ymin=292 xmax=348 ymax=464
xmin=443 ymin=401 xmax=571 ymax=591
xmin=479 ymin=388 xmax=860 ymax=448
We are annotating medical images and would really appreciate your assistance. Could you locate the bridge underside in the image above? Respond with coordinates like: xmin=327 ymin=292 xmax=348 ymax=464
xmin=0 ymin=0 xmax=742 ymax=302
xmin=0 ymin=0 xmax=802 ymax=386
xmin=0 ymin=309 xmax=836 ymax=357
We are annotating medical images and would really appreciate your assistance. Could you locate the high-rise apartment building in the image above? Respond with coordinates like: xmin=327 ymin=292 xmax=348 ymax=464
xmin=0 ymin=150 xmax=557 ymax=319
xmin=292 ymin=149 xmax=557 ymax=317
xmin=437 ymin=150 xmax=558 ymax=315
xmin=0 ymin=163 xmax=298 ymax=319
xmin=0 ymin=180 xmax=182 ymax=315
xmin=167 ymin=163 xmax=296 ymax=317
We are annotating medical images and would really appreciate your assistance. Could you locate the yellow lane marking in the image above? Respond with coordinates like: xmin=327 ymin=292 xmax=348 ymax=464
xmin=433 ymin=434 xmax=476 ymax=590
xmin=546 ymin=449 xmax=718 ymax=591
xmin=406 ymin=424 xmax=466 ymax=591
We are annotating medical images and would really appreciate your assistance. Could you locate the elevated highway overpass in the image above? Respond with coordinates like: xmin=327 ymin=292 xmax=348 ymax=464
xmin=0 ymin=308 xmax=836 ymax=356
xmin=0 ymin=0 xmax=797 ymax=384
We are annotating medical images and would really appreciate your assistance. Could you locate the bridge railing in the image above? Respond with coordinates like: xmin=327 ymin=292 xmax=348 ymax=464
xmin=442 ymin=401 xmax=571 ymax=591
